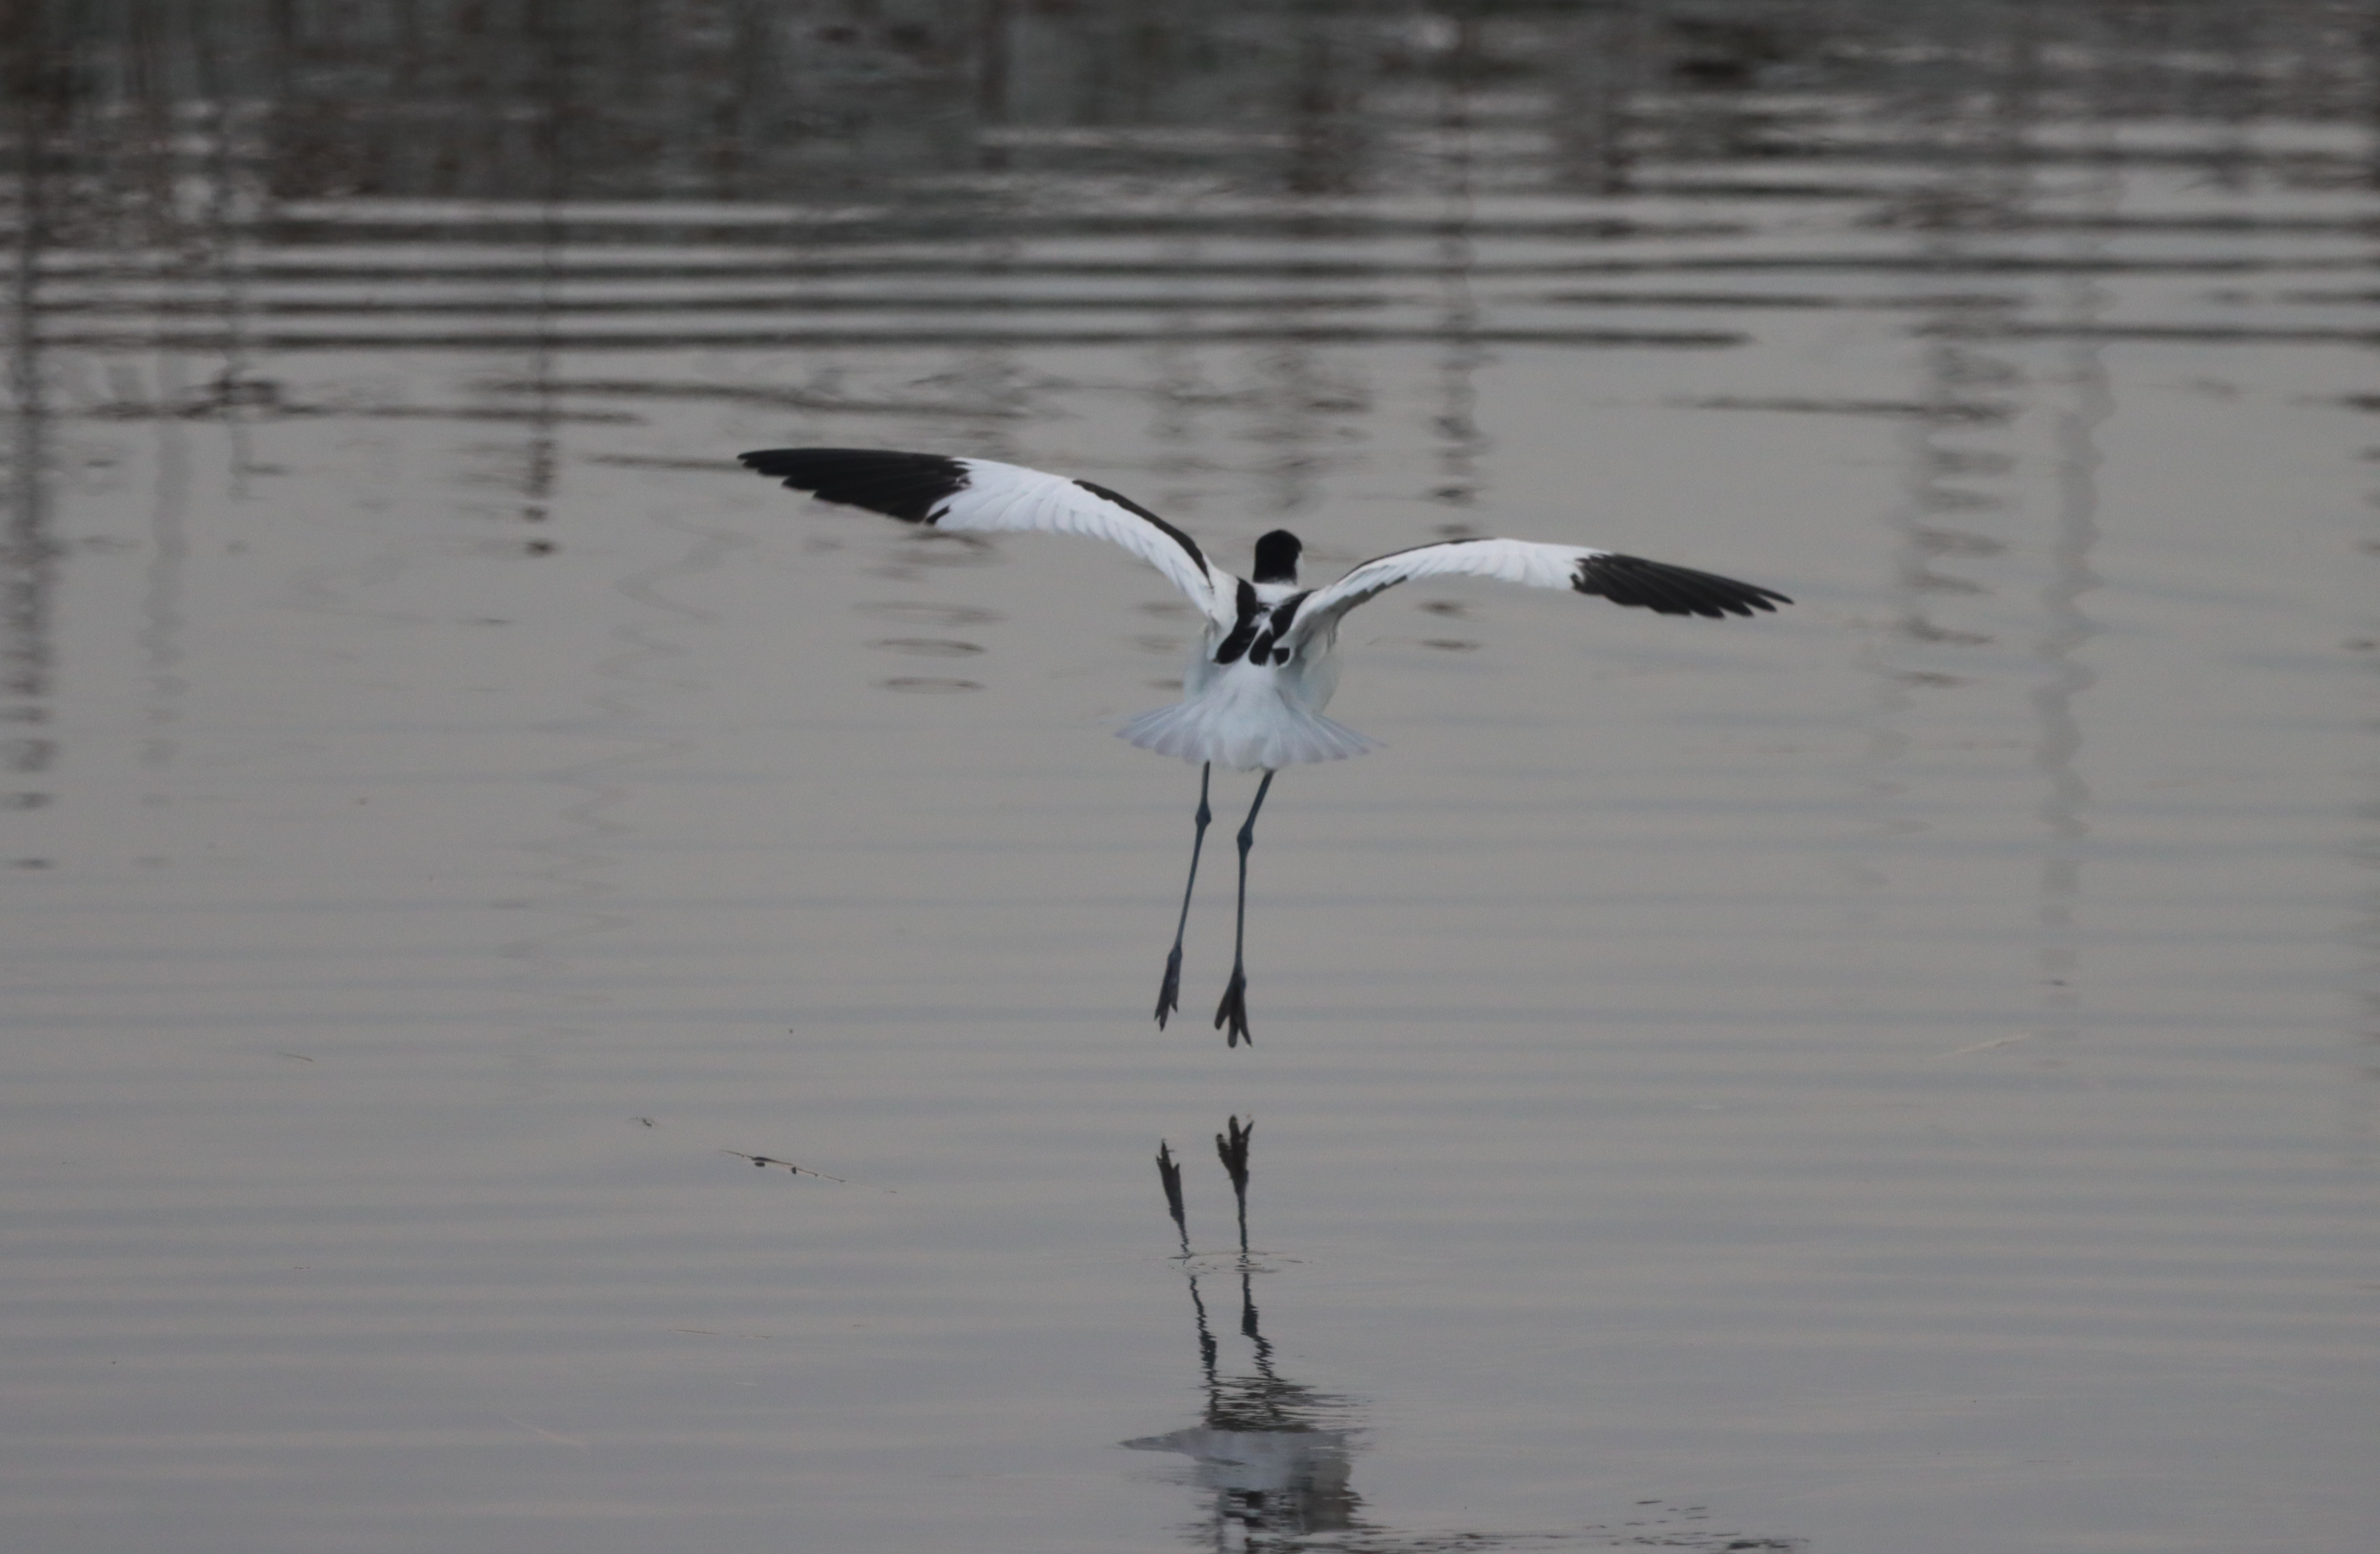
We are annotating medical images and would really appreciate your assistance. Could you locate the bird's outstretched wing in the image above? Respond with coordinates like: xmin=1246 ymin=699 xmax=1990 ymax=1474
xmin=1285 ymin=537 xmax=1789 ymax=647
xmin=740 ymin=448 xmax=1227 ymax=624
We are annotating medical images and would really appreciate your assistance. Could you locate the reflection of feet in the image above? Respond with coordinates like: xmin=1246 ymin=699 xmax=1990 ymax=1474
xmin=1213 ymin=970 xmax=1252 ymax=1047
xmin=1155 ymin=947 xmax=1184 ymax=1028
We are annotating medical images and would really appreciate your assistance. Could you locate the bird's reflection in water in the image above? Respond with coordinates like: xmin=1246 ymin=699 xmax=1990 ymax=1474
xmin=1128 ymin=1119 xmax=1366 ymax=1542
xmin=1127 ymin=1119 xmax=1806 ymax=1554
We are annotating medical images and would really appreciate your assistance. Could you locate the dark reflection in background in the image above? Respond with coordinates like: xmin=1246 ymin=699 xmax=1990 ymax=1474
xmin=2 ymin=6 xmax=59 ymax=847
xmin=7 ymin=0 xmax=2374 ymax=853
xmin=12 ymin=4 xmax=2377 ymax=230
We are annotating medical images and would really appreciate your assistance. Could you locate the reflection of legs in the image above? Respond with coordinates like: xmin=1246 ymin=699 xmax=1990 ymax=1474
xmin=1213 ymin=770 xmax=1274 ymax=1047
xmin=1154 ymin=764 xmax=1213 ymax=1028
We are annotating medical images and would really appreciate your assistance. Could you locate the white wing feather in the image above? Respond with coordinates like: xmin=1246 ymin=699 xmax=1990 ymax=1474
xmin=1287 ymin=539 xmax=1601 ymax=645
xmin=740 ymin=447 xmax=1227 ymax=626
xmin=938 ymin=459 xmax=1228 ymax=625
xmin=1286 ymin=535 xmax=1789 ymax=647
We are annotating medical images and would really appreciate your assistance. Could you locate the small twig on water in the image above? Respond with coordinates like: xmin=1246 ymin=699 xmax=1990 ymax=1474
xmin=722 ymin=1150 xmax=848 ymax=1183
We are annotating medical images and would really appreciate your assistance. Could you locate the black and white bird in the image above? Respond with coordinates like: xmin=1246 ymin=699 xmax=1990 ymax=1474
xmin=740 ymin=447 xmax=1790 ymax=1046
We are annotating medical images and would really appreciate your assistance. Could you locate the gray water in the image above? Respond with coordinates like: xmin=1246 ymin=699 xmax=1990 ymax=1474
xmin=4 ymin=5 xmax=2377 ymax=1551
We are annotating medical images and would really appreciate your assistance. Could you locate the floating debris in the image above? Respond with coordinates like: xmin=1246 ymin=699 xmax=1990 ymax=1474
xmin=722 ymin=1150 xmax=847 ymax=1183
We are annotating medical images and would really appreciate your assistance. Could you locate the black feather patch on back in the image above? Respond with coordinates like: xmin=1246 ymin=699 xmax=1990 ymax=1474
xmin=1248 ymin=590 xmax=1310 ymax=665
xmin=1212 ymin=579 xmax=1264 ymax=665
xmin=1573 ymin=553 xmax=1792 ymax=618
xmin=739 ymin=448 xmax=971 ymax=524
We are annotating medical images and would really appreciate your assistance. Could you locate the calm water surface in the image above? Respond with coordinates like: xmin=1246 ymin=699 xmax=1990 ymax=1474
xmin=4 ymin=5 xmax=2377 ymax=1551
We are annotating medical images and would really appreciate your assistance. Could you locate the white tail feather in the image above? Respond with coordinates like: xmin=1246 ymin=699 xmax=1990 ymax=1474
xmin=1117 ymin=697 xmax=1376 ymax=771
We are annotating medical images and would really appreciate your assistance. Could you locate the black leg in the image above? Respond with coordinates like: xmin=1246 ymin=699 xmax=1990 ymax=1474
xmin=1213 ymin=769 xmax=1274 ymax=1047
xmin=1154 ymin=764 xmax=1213 ymax=1028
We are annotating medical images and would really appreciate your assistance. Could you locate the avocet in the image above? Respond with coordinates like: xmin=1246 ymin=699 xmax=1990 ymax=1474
xmin=741 ymin=447 xmax=1790 ymax=1046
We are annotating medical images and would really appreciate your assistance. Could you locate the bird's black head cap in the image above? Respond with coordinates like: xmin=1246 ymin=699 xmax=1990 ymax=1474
xmin=1252 ymin=529 xmax=1302 ymax=584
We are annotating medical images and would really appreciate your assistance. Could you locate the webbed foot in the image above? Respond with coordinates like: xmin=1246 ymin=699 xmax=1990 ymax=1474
xmin=1156 ymin=947 xmax=1185 ymax=1028
xmin=1213 ymin=971 xmax=1252 ymax=1048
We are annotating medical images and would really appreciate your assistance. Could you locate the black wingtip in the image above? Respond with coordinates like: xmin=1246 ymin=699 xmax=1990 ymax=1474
xmin=1573 ymin=553 xmax=1792 ymax=618
xmin=739 ymin=447 xmax=971 ymax=525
